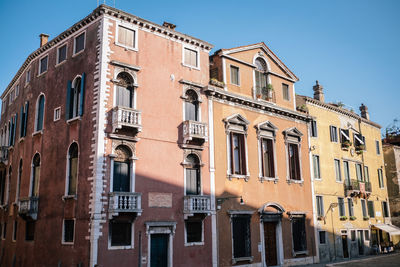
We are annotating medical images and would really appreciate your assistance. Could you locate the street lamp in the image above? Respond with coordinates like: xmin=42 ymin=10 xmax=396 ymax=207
xmin=216 ymin=196 xmax=244 ymax=210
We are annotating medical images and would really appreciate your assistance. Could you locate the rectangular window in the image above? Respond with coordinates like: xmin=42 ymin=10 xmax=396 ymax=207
xmin=20 ymin=102 xmax=29 ymax=138
xmin=292 ymin=215 xmax=307 ymax=252
xmin=351 ymin=230 xmax=356 ymax=241
xmin=118 ymin=25 xmax=136 ymax=48
xmin=335 ymin=159 xmax=342 ymax=181
xmin=26 ymin=69 xmax=31 ymax=84
xmin=261 ymin=138 xmax=275 ymax=178
xmin=184 ymin=48 xmax=198 ymax=67
xmin=110 ymin=220 xmax=131 ymax=247
xmin=54 ymin=107 xmax=61 ymax=121
xmin=364 ymin=230 xmax=370 ymax=241
xmin=232 ymin=215 xmax=251 ymax=259
xmin=343 ymin=161 xmax=350 ymax=183
xmin=368 ymin=201 xmax=375 ymax=218
xmin=63 ymin=219 xmax=75 ymax=243
xmin=288 ymin=143 xmax=301 ymax=180
xmin=74 ymin=32 xmax=85 ymax=54
xmin=15 ymin=84 xmax=19 ymax=98
xmin=282 ymin=83 xmax=290 ymax=100
xmin=230 ymin=132 xmax=246 ymax=175
xmin=378 ymin=169 xmax=384 ymax=188
xmin=12 ymin=220 xmax=17 ymax=241
xmin=185 ymin=219 xmax=202 ymax=244
xmin=364 ymin=166 xmax=370 ymax=182
xmin=354 ymin=133 xmax=365 ymax=149
xmin=3 ymin=223 xmax=6 ymax=239
xmin=25 ymin=221 xmax=35 ymax=241
xmin=57 ymin=44 xmax=67 ymax=64
xmin=348 ymin=198 xmax=354 ymax=217
xmin=376 ymin=140 xmax=380 ymax=155
xmin=338 ymin=197 xmax=345 ymax=217
xmin=361 ymin=199 xmax=367 ymax=218
xmin=310 ymin=120 xmax=318 ymax=137
xmin=316 ymin=196 xmax=324 ymax=217
xmin=382 ymin=201 xmax=389 ymax=218
xmin=319 ymin=231 xmax=326 ymax=244
xmin=39 ymin=55 xmax=48 ymax=74
xmin=313 ymin=155 xmax=321 ymax=179
xmin=340 ymin=129 xmax=350 ymax=144
xmin=230 ymin=65 xmax=240 ymax=85
xmin=356 ymin=164 xmax=363 ymax=181
xmin=330 ymin=126 xmax=338 ymax=142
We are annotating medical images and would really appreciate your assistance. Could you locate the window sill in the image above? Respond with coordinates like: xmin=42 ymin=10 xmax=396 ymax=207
xmin=62 ymin=195 xmax=77 ymax=201
xmin=259 ymin=176 xmax=278 ymax=183
xmin=37 ymin=70 xmax=47 ymax=78
xmin=32 ymin=130 xmax=43 ymax=137
xmin=61 ymin=241 xmax=74 ymax=245
xmin=19 ymin=137 xmax=25 ymax=143
xmin=72 ymin=49 xmax=85 ymax=58
xmin=67 ymin=116 xmax=82 ymax=124
xmin=108 ymin=245 xmax=133 ymax=250
xmin=293 ymin=250 xmax=308 ymax=256
xmin=314 ymin=178 xmax=322 ymax=181
xmin=335 ymin=180 xmax=344 ymax=184
xmin=184 ymin=241 xmax=204 ymax=247
xmin=228 ymin=174 xmax=250 ymax=181
xmin=287 ymin=179 xmax=304 ymax=185
xmin=115 ymin=42 xmax=138 ymax=52
xmin=181 ymin=63 xmax=200 ymax=71
xmin=232 ymin=256 xmax=253 ymax=264
xmin=55 ymin=60 xmax=67 ymax=68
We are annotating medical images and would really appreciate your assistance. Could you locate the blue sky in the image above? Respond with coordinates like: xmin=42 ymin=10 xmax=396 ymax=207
xmin=0 ymin=0 xmax=399 ymax=134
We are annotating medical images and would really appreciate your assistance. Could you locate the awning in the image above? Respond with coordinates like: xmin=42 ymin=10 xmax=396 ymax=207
xmin=373 ymin=223 xmax=400 ymax=236
xmin=340 ymin=129 xmax=350 ymax=141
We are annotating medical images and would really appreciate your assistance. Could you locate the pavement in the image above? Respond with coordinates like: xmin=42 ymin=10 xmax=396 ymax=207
xmin=297 ymin=252 xmax=400 ymax=267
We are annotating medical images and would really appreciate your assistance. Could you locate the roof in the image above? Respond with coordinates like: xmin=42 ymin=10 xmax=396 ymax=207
xmin=1 ymin=4 xmax=213 ymax=99
xmin=213 ymin=42 xmax=298 ymax=82
xmin=373 ymin=224 xmax=400 ymax=236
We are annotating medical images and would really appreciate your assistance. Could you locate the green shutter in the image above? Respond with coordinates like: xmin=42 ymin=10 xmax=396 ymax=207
xmin=23 ymin=102 xmax=29 ymax=137
xmin=20 ymin=106 xmax=24 ymax=138
xmin=13 ymin=114 xmax=17 ymax=145
xmin=79 ymin=73 xmax=85 ymax=116
xmin=66 ymin=81 xmax=72 ymax=120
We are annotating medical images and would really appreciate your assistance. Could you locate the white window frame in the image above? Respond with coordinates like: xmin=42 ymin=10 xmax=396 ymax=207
xmin=230 ymin=65 xmax=240 ymax=86
xmin=376 ymin=140 xmax=381 ymax=155
xmin=283 ymin=127 xmax=303 ymax=183
xmin=113 ymin=69 xmax=138 ymax=109
xmin=108 ymin=220 xmax=134 ymax=250
xmin=54 ymin=107 xmax=61 ymax=122
xmin=56 ymin=43 xmax=68 ymax=66
xmin=334 ymin=159 xmax=342 ymax=182
xmin=182 ymin=45 xmax=200 ymax=70
xmin=316 ymin=195 xmax=324 ymax=217
xmin=313 ymin=154 xmax=321 ymax=180
xmin=73 ymin=31 xmax=86 ymax=56
xmin=61 ymin=218 xmax=75 ymax=245
xmin=109 ymin=144 xmax=136 ymax=193
xmin=38 ymin=54 xmax=49 ymax=76
xmin=115 ymin=21 xmax=138 ymax=51
xmin=25 ymin=68 xmax=31 ymax=85
xmin=64 ymin=142 xmax=79 ymax=197
xmin=33 ymin=93 xmax=45 ymax=134
xmin=330 ymin=125 xmax=338 ymax=142
xmin=184 ymin=219 xmax=204 ymax=246
xmin=282 ymin=83 xmax=290 ymax=101
xmin=182 ymin=87 xmax=202 ymax=122
xmin=256 ymin=121 xmax=278 ymax=182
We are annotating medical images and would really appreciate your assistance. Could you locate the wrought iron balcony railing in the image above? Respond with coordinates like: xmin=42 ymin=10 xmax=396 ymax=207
xmin=18 ymin=196 xmax=39 ymax=220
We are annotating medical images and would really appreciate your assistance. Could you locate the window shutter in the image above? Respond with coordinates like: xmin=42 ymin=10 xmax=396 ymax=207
xmin=230 ymin=133 xmax=234 ymax=174
xmin=79 ymin=73 xmax=85 ymax=116
xmin=66 ymin=80 xmax=72 ymax=120
xmin=13 ymin=114 xmax=17 ymax=145
xmin=240 ymin=134 xmax=246 ymax=175
xmin=23 ymin=102 xmax=29 ymax=137
xmin=20 ymin=106 xmax=24 ymax=138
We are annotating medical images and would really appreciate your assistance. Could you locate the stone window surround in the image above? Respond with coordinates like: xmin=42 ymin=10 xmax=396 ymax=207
xmin=256 ymin=121 xmax=278 ymax=183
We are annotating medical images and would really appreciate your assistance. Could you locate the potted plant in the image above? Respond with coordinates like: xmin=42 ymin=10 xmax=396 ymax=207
xmin=350 ymin=216 xmax=357 ymax=221
xmin=363 ymin=216 xmax=369 ymax=221
xmin=340 ymin=216 xmax=348 ymax=221
xmin=355 ymin=144 xmax=365 ymax=151
xmin=342 ymin=140 xmax=352 ymax=148
xmin=266 ymin=84 xmax=274 ymax=99
xmin=210 ymin=78 xmax=225 ymax=88
xmin=317 ymin=215 xmax=324 ymax=221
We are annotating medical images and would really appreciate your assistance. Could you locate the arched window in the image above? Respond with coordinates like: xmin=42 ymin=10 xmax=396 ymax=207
xmin=7 ymin=166 xmax=11 ymax=203
xmin=116 ymin=72 xmax=134 ymax=108
xmin=185 ymin=90 xmax=199 ymax=121
xmin=31 ymin=154 xmax=40 ymax=197
xmin=113 ymin=146 xmax=131 ymax=192
xmin=255 ymin=58 xmax=268 ymax=92
xmin=35 ymin=95 xmax=45 ymax=131
xmin=69 ymin=77 xmax=82 ymax=118
xmin=185 ymin=154 xmax=200 ymax=195
xmin=67 ymin=143 xmax=78 ymax=196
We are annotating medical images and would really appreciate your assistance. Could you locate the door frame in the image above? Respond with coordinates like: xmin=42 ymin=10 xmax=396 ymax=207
xmin=146 ymin=222 xmax=176 ymax=267
xmin=260 ymin=214 xmax=283 ymax=266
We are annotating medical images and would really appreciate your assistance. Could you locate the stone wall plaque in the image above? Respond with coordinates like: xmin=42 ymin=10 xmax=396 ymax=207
xmin=148 ymin=192 xmax=172 ymax=208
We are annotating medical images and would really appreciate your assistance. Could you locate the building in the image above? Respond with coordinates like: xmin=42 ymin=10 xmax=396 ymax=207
xmin=0 ymin=5 xmax=214 ymax=266
xmin=297 ymin=83 xmax=395 ymax=262
xmin=207 ymin=43 xmax=316 ymax=266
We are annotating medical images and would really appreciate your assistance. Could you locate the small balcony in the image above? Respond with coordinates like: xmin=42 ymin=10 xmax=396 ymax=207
xmin=183 ymin=120 xmax=208 ymax=144
xmin=0 ymin=146 xmax=9 ymax=164
xmin=345 ymin=179 xmax=371 ymax=198
xmin=18 ymin=196 xmax=39 ymax=220
xmin=255 ymin=85 xmax=276 ymax=103
xmin=112 ymin=106 xmax=142 ymax=133
xmin=183 ymin=195 xmax=212 ymax=217
xmin=108 ymin=192 xmax=142 ymax=217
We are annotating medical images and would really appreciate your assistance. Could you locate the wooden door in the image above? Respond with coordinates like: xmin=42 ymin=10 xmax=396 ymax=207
xmin=342 ymin=235 xmax=349 ymax=258
xmin=151 ymin=234 xmax=169 ymax=267
xmin=264 ymin=222 xmax=278 ymax=266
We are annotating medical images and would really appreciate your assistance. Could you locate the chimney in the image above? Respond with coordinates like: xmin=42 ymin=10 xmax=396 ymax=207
xmin=359 ymin=103 xmax=370 ymax=120
xmin=39 ymin=33 xmax=49 ymax=47
xmin=162 ymin=22 xmax=176 ymax=30
xmin=313 ymin=80 xmax=324 ymax=102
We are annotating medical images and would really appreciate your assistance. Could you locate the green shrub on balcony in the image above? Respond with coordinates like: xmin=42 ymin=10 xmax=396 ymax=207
xmin=350 ymin=216 xmax=357 ymax=221
xmin=363 ymin=216 xmax=369 ymax=220
xmin=340 ymin=216 xmax=348 ymax=221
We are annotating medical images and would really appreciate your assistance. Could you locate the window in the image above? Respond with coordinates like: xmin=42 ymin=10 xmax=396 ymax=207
xmin=335 ymin=159 xmax=342 ymax=182
xmin=319 ymin=231 xmax=326 ymax=244
xmin=338 ymin=197 xmax=345 ymax=217
xmin=113 ymin=146 xmax=132 ymax=192
xmin=26 ymin=69 xmax=31 ymax=84
xmin=343 ymin=161 xmax=350 ymax=184
xmin=9 ymin=114 xmax=17 ymax=146
xmin=20 ymin=102 xmax=29 ymax=138
xmin=351 ymin=230 xmax=356 ymax=241
xmin=66 ymin=73 xmax=86 ymax=120
xmin=288 ymin=143 xmax=301 ymax=180
xmin=261 ymin=138 xmax=275 ymax=178
xmin=63 ymin=219 xmax=74 ymax=243
xmin=292 ymin=215 xmax=307 ymax=253
xmin=35 ymin=95 xmax=45 ymax=131
xmin=117 ymin=25 xmax=136 ymax=48
xmin=184 ymin=48 xmax=198 ymax=67
xmin=348 ymin=198 xmax=354 ymax=217
xmin=330 ymin=126 xmax=338 ymax=142
xmin=356 ymin=164 xmax=363 ymax=181
xmin=364 ymin=166 xmax=370 ymax=182
xmin=185 ymin=154 xmax=200 ymax=195
xmin=31 ymin=154 xmax=40 ymax=197
xmin=310 ymin=120 xmax=317 ymax=137
xmin=361 ymin=199 xmax=367 ymax=217
xmin=2 ymin=222 xmax=6 ymax=239
xmin=353 ymin=133 xmax=365 ymax=149
xmin=110 ymin=220 xmax=131 ymax=247
xmin=364 ymin=230 xmax=370 ymax=241
xmin=16 ymin=160 xmax=22 ymax=202
xmin=254 ymin=58 xmax=269 ymax=100
xmin=185 ymin=90 xmax=199 ymax=121
xmin=316 ymin=196 xmax=324 ymax=217
xmin=25 ymin=221 xmax=35 ymax=241
xmin=15 ymin=84 xmax=19 ymax=98
xmin=67 ymin=143 xmax=78 ymax=196
xmin=282 ymin=83 xmax=290 ymax=101
xmin=230 ymin=65 xmax=240 ymax=85
xmin=39 ymin=55 xmax=48 ymax=74
xmin=368 ymin=201 xmax=375 ymax=218
xmin=54 ymin=107 xmax=61 ymax=121
xmin=185 ymin=217 xmax=202 ymax=244
xmin=74 ymin=32 xmax=85 ymax=54
xmin=114 ymin=72 xmax=134 ymax=109
xmin=313 ymin=155 xmax=321 ymax=179
xmin=0 ymin=170 xmax=5 ymax=205
xmin=340 ymin=129 xmax=350 ymax=144
xmin=231 ymin=133 xmax=246 ymax=175
xmin=378 ymin=169 xmax=384 ymax=188
xmin=382 ymin=201 xmax=389 ymax=218
xmin=376 ymin=140 xmax=380 ymax=155
xmin=57 ymin=44 xmax=67 ymax=64
xmin=12 ymin=220 xmax=17 ymax=241
xmin=231 ymin=214 xmax=251 ymax=259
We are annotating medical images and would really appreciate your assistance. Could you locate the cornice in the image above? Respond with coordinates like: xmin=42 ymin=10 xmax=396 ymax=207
xmin=206 ymin=85 xmax=310 ymax=122
xmin=179 ymin=79 xmax=206 ymax=88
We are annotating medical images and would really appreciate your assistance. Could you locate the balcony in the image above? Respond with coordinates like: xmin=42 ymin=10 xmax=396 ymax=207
xmin=183 ymin=120 xmax=208 ymax=144
xmin=112 ymin=106 xmax=142 ymax=133
xmin=255 ymin=86 xmax=276 ymax=103
xmin=18 ymin=196 xmax=39 ymax=220
xmin=0 ymin=146 xmax=9 ymax=164
xmin=183 ymin=195 xmax=212 ymax=217
xmin=108 ymin=192 xmax=142 ymax=217
xmin=345 ymin=179 xmax=371 ymax=198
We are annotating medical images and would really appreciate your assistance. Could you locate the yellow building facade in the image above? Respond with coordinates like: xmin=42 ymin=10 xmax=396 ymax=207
xmin=297 ymin=85 xmax=390 ymax=262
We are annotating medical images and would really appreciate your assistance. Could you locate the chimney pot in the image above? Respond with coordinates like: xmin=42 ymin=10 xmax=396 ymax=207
xmin=162 ymin=22 xmax=176 ymax=30
xmin=359 ymin=103 xmax=370 ymax=120
xmin=39 ymin=33 xmax=49 ymax=47
xmin=313 ymin=80 xmax=324 ymax=102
